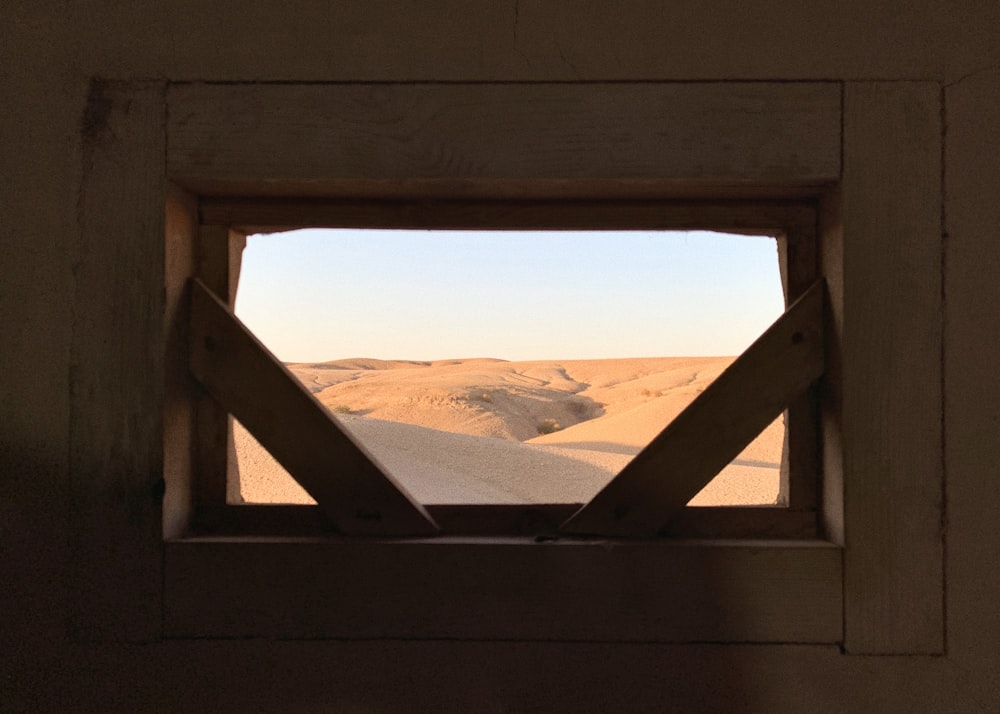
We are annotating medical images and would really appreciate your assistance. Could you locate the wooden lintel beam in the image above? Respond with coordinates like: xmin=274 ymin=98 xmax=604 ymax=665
xmin=188 ymin=279 xmax=438 ymax=536
xmin=561 ymin=280 xmax=826 ymax=537
xmin=199 ymin=198 xmax=816 ymax=234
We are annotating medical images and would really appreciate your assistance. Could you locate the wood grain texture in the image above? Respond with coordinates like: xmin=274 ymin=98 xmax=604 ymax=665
xmin=944 ymin=66 xmax=1000 ymax=673
xmin=188 ymin=280 xmax=438 ymax=535
xmin=163 ymin=184 xmax=199 ymax=539
xmin=193 ymin=226 xmax=245 ymax=506
xmin=191 ymin=504 xmax=818 ymax=540
xmin=165 ymin=538 xmax=842 ymax=642
xmin=818 ymin=188 xmax=846 ymax=547
xmin=778 ymin=224 xmax=822 ymax=510
xmin=69 ymin=2 xmax=990 ymax=84
xmin=842 ymin=82 xmax=943 ymax=654
xmin=167 ymin=83 xmax=841 ymax=195
xmin=200 ymin=198 xmax=818 ymax=232
xmin=69 ymin=81 xmax=165 ymax=641
xmin=561 ymin=281 xmax=825 ymax=537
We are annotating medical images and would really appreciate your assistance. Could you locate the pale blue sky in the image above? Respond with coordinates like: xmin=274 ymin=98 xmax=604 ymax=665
xmin=234 ymin=229 xmax=784 ymax=363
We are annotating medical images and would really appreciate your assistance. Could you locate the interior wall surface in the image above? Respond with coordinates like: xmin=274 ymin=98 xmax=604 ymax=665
xmin=2 ymin=2 xmax=999 ymax=711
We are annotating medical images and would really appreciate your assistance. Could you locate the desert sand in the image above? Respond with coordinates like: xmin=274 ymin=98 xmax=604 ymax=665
xmin=235 ymin=356 xmax=784 ymax=506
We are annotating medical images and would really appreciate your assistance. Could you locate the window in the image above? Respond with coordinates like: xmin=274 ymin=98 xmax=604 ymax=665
xmin=234 ymin=228 xmax=789 ymax=512
xmin=161 ymin=82 xmax=843 ymax=642
xmin=188 ymin=209 xmax=823 ymax=541
xmin=76 ymin=80 xmax=942 ymax=652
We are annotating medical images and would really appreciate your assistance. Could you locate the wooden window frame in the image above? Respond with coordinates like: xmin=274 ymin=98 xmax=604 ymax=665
xmin=74 ymin=80 xmax=943 ymax=653
xmin=187 ymin=200 xmax=823 ymax=541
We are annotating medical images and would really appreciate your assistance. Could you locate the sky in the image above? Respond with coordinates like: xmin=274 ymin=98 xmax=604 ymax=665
xmin=234 ymin=228 xmax=785 ymax=363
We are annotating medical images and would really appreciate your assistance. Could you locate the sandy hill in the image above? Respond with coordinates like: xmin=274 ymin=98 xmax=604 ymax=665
xmin=236 ymin=357 xmax=783 ymax=506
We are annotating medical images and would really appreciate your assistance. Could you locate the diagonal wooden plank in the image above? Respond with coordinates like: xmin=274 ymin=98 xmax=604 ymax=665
xmin=561 ymin=280 xmax=825 ymax=537
xmin=188 ymin=279 xmax=438 ymax=535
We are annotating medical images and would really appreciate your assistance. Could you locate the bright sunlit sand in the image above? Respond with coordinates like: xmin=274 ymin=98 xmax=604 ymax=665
xmin=235 ymin=356 xmax=783 ymax=505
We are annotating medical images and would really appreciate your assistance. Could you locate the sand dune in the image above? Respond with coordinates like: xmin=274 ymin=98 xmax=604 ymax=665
xmin=236 ymin=357 xmax=783 ymax=506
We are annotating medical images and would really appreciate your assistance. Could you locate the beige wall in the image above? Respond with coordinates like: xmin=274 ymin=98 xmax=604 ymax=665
xmin=2 ymin=2 xmax=998 ymax=710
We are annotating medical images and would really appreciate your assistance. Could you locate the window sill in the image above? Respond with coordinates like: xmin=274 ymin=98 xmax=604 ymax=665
xmin=163 ymin=535 xmax=842 ymax=642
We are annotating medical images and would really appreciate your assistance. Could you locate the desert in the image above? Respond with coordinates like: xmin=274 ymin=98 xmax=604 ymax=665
xmin=235 ymin=356 xmax=784 ymax=506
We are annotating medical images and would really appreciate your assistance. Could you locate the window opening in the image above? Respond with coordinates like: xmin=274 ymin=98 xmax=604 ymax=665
xmin=229 ymin=228 xmax=787 ymax=510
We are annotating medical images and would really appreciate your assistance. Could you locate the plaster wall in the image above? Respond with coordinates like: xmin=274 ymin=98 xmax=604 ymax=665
xmin=2 ymin=2 xmax=999 ymax=711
